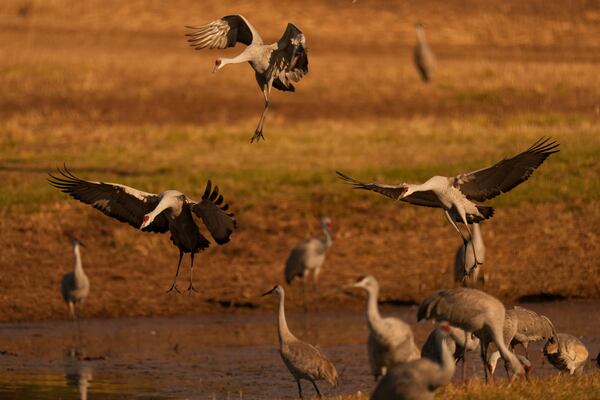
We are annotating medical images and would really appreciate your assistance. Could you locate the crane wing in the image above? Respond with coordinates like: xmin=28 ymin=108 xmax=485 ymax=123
xmin=48 ymin=166 xmax=169 ymax=233
xmin=336 ymin=171 xmax=441 ymax=208
xmin=455 ymin=137 xmax=560 ymax=202
xmin=269 ymin=23 xmax=309 ymax=92
xmin=186 ymin=14 xmax=262 ymax=50
xmin=191 ymin=180 xmax=236 ymax=245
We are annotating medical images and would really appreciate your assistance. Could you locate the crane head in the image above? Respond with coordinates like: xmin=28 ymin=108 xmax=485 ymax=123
xmin=140 ymin=214 xmax=153 ymax=230
xmin=347 ymin=275 xmax=377 ymax=292
xmin=262 ymin=285 xmax=282 ymax=297
xmin=68 ymin=234 xmax=85 ymax=248
xmin=320 ymin=216 xmax=333 ymax=229
xmin=213 ymin=58 xmax=224 ymax=73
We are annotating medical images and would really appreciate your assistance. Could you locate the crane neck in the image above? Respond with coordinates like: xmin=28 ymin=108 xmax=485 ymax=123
xmin=276 ymin=291 xmax=295 ymax=347
xmin=72 ymin=244 xmax=83 ymax=273
xmin=365 ymin=285 xmax=383 ymax=328
xmin=222 ymin=50 xmax=254 ymax=67
xmin=321 ymin=225 xmax=333 ymax=248
xmin=416 ymin=26 xmax=427 ymax=44
xmin=435 ymin=329 xmax=456 ymax=386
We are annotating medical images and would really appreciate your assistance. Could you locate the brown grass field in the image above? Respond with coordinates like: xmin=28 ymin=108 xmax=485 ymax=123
xmin=0 ymin=0 xmax=600 ymax=323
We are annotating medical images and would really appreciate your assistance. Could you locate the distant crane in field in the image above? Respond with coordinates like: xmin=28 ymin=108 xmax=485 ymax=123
xmin=421 ymin=325 xmax=479 ymax=379
xmin=543 ymin=330 xmax=589 ymax=375
xmin=417 ymin=287 xmax=525 ymax=383
xmin=262 ymin=285 xmax=338 ymax=398
xmin=284 ymin=217 xmax=333 ymax=308
xmin=347 ymin=275 xmax=420 ymax=380
xmin=61 ymin=237 xmax=89 ymax=322
xmin=337 ymin=137 xmax=560 ymax=269
xmin=454 ymin=223 xmax=486 ymax=286
xmin=371 ymin=324 xmax=455 ymax=400
xmin=487 ymin=307 xmax=553 ymax=377
xmin=48 ymin=167 xmax=236 ymax=294
xmin=186 ymin=15 xmax=309 ymax=143
xmin=414 ymin=21 xmax=435 ymax=82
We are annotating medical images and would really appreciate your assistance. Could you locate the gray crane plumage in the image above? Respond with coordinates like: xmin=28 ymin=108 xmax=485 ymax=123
xmin=349 ymin=276 xmax=420 ymax=380
xmin=417 ymin=287 xmax=525 ymax=383
xmin=61 ymin=238 xmax=89 ymax=320
xmin=263 ymin=285 xmax=338 ymax=398
xmin=186 ymin=15 xmax=309 ymax=143
xmin=371 ymin=324 xmax=455 ymax=400
xmin=454 ymin=223 xmax=486 ymax=286
xmin=544 ymin=330 xmax=589 ymax=375
xmin=337 ymin=137 xmax=559 ymax=267
xmin=285 ymin=217 xmax=333 ymax=285
xmin=421 ymin=325 xmax=479 ymax=379
xmin=48 ymin=167 xmax=236 ymax=293
xmin=413 ymin=22 xmax=435 ymax=83
xmin=487 ymin=306 xmax=553 ymax=377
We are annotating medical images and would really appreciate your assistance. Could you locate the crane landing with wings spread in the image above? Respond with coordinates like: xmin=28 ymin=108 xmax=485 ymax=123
xmin=186 ymin=15 xmax=309 ymax=143
xmin=337 ymin=138 xmax=559 ymax=267
xmin=49 ymin=167 xmax=237 ymax=294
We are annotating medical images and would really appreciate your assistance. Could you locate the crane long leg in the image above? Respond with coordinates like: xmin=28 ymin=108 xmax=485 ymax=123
xmin=167 ymin=251 xmax=184 ymax=294
xmin=187 ymin=252 xmax=198 ymax=294
xmin=462 ymin=334 xmax=468 ymax=380
xmin=251 ymin=85 xmax=271 ymax=143
xmin=311 ymin=381 xmax=322 ymax=398
xmin=480 ymin=339 xmax=489 ymax=383
xmin=296 ymin=380 xmax=303 ymax=399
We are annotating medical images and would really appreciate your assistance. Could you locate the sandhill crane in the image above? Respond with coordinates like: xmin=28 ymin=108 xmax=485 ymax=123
xmin=284 ymin=217 xmax=333 ymax=308
xmin=48 ymin=167 xmax=236 ymax=293
xmin=414 ymin=22 xmax=435 ymax=83
xmin=487 ymin=307 xmax=553 ymax=377
xmin=337 ymin=137 xmax=559 ymax=267
xmin=371 ymin=324 xmax=455 ymax=400
xmin=417 ymin=287 xmax=525 ymax=383
xmin=262 ymin=285 xmax=338 ymax=398
xmin=544 ymin=331 xmax=589 ymax=375
xmin=346 ymin=276 xmax=420 ymax=380
xmin=454 ymin=223 xmax=486 ymax=286
xmin=421 ymin=325 xmax=479 ymax=379
xmin=186 ymin=15 xmax=309 ymax=143
xmin=61 ymin=237 xmax=89 ymax=321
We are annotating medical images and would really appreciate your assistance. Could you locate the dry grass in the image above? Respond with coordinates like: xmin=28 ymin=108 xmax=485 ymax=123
xmin=0 ymin=0 xmax=599 ymax=322
xmin=323 ymin=371 xmax=600 ymax=400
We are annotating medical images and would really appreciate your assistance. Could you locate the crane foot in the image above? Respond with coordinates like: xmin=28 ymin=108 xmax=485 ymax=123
xmin=250 ymin=130 xmax=265 ymax=143
xmin=187 ymin=283 xmax=199 ymax=294
xmin=166 ymin=284 xmax=181 ymax=294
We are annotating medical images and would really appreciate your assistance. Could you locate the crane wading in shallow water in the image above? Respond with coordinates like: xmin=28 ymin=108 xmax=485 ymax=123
xmin=263 ymin=285 xmax=338 ymax=399
xmin=418 ymin=287 xmax=525 ymax=383
xmin=48 ymin=167 xmax=236 ymax=294
xmin=346 ymin=276 xmax=420 ymax=380
xmin=371 ymin=324 xmax=455 ymax=400
xmin=337 ymin=137 xmax=559 ymax=272
xmin=61 ymin=237 xmax=89 ymax=323
xmin=284 ymin=217 xmax=333 ymax=310
xmin=186 ymin=15 xmax=309 ymax=143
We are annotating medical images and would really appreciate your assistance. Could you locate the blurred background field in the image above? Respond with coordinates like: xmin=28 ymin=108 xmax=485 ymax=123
xmin=0 ymin=0 xmax=599 ymax=322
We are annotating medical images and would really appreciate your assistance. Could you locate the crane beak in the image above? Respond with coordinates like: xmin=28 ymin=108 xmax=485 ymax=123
xmin=261 ymin=286 xmax=277 ymax=297
xmin=78 ymin=241 xmax=86 ymax=248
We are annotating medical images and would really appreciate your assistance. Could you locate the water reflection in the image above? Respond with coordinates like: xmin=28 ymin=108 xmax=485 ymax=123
xmin=64 ymin=355 xmax=93 ymax=400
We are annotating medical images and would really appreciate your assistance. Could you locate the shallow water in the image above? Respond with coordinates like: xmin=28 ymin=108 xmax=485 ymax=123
xmin=0 ymin=301 xmax=598 ymax=399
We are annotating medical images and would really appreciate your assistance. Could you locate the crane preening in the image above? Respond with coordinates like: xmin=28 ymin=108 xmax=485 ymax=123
xmin=48 ymin=166 xmax=237 ymax=294
xmin=337 ymin=137 xmax=559 ymax=271
xmin=186 ymin=15 xmax=309 ymax=143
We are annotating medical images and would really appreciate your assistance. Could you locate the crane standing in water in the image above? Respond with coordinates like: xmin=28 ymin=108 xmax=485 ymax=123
xmin=263 ymin=285 xmax=338 ymax=398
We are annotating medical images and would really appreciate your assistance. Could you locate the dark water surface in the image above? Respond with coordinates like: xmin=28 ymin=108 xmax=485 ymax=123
xmin=0 ymin=301 xmax=598 ymax=399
